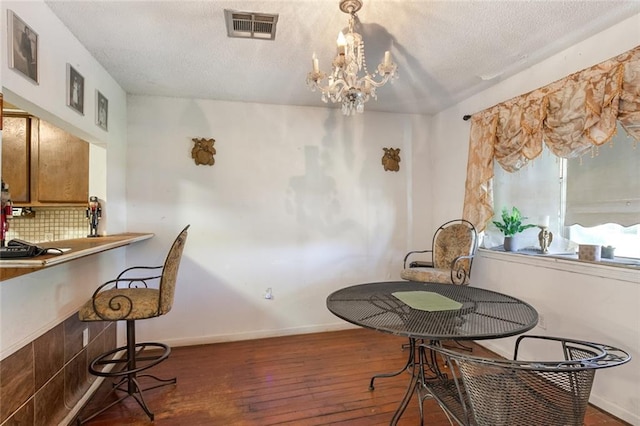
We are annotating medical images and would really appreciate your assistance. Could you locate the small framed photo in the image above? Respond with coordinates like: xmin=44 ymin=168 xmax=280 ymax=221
xmin=66 ymin=63 xmax=85 ymax=115
xmin=8 ymin=10 xmax=39 ymax=84
xmin=96 ymin=90 xmax=108 ymax=131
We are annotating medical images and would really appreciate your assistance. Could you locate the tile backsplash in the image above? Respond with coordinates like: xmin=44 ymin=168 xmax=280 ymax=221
xmin=7 ymin=207 xmax=87 ymax=243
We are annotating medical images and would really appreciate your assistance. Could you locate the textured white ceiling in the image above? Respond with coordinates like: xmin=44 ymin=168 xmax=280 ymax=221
xmin=45 ymin=0 xmax=640 ymax=116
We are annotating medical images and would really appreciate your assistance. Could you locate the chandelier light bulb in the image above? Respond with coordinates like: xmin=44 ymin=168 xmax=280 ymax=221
xmin=337 ymin=32 xmax=347 ymax=46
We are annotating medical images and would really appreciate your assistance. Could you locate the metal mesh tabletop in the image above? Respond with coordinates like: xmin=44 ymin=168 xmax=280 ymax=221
xmin=327 ymin=281 xmax=539 ymax=341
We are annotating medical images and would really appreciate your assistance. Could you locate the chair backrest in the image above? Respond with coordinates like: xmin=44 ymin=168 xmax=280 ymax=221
xmin=455 ymin=355 xmax=596 ymax=425
xmin=432 ymin=219 xmax=477 ymax=270
xmin=427 ymin=337 xmax=631 ymax=426
xmin=158 ymin=225 xmax=190 ymax=315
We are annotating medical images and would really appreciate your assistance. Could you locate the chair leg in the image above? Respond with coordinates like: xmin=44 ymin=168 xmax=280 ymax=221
xmin=77 ymin=320 xmax=176 ymax=424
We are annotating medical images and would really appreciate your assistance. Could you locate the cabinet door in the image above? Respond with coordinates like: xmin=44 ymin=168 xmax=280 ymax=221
xmin=1 ymin=117 xmax=30 ymax=203
xmin=34 ymin=119 xmax=89 ymax=204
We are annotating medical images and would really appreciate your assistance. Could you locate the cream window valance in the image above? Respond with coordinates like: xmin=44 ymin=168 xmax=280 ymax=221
xmin=462 ymin=45 xmax=640 ymax=232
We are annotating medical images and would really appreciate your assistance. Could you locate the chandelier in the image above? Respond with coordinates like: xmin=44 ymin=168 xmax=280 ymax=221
xmin=306 ymin=0 xmax=398 ymax=116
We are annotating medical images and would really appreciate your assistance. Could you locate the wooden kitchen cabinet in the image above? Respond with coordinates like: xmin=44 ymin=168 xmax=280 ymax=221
xmin=1 ymin=117 xmax=30 ymax=203
xmin=1 ymin=115 xmax=89 ymax=206
xmin=33 ymin=119 xmax=89 ymax=204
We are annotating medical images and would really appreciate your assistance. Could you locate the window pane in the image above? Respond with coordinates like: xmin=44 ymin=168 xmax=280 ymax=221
xmin=569 ymin=223 xmax=640 ymax=259
xmin=492 ymin=146 xmax=563 ymax=241
xmin=565 ymin=124 xmax=640 ymax=227
xmin=490 ymin=124 xmax=639 ymax=259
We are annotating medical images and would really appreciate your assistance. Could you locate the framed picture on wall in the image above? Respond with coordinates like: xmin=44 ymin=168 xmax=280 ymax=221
xmin=96 ymin=90 xmax=108 ymax=131
xmin=8 ymin=10 xmax=39 ymax=84
xmin=66 ymin=63 xmax=85 ymax=115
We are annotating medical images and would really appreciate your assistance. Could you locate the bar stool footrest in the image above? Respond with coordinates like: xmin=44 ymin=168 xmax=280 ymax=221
xmin=89 ymin=342 xmax=172 ymax=377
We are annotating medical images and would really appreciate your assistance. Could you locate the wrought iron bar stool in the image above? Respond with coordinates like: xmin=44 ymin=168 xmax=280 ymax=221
xmin=77 ymin=225 xmax=190 ymax=423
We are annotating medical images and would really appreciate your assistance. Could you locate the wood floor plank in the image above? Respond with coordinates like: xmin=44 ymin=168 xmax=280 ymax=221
xmin=75 ymin=329 xmax=629 ymax=426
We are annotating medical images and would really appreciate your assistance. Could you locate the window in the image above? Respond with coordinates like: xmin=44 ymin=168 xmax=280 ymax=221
xmin=569 ymin=223 xmax=640 ymax=258
xmin=490 ymin=123 xmax=640 ymax=260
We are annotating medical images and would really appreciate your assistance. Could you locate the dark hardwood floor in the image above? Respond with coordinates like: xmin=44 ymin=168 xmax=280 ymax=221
xmin=75 ymin=329 xmax=629 ymax=425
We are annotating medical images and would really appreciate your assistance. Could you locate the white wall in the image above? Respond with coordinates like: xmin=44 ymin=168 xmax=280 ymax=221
xmin=474 ymin=252 xmax=639 ymax=424
xmin=125 ymin=96 xmax=429 ymax=345
xmin=0 ymin=1 xmax=129 ymax=360
xmin=428 ymin=14 xmax=640 ymax=425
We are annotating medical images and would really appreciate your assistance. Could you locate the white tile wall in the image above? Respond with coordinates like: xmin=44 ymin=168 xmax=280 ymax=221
xmin=6 ymin=207 xmax=88 ymax=243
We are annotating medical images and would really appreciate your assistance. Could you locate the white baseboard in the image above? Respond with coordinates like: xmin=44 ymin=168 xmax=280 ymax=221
xmin=162 ymin=322 xmax=357 ymax=348
xmin=589 ymin=394 xmax=638 ymax=426
xmin=60 ymin=377 xmax=106 ymax=426
xmin=59 ymin=349 xmax=125 ymax=426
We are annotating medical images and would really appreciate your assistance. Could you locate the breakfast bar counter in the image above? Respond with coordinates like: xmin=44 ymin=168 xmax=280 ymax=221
xmin=0 ymin=233 xmax=153 ymax=281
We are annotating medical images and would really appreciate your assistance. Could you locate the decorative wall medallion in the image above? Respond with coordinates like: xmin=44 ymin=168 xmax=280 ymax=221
xmin=382 ymin=147 xmax=401 ymax=172
xmin=191 ymin=138 xmax=216 ymax=166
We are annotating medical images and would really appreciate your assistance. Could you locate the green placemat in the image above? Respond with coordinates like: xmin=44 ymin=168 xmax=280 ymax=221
xmin=392 ymin=291 xmax=462 ymax=312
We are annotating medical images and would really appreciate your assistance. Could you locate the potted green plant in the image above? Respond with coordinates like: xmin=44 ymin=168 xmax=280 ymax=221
xmin=492 ymin=206 xmax=536 ymax=252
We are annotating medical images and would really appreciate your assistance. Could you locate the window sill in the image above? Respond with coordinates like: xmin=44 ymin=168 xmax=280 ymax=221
xmin=478 ymin=248 xmax=639 ymax=283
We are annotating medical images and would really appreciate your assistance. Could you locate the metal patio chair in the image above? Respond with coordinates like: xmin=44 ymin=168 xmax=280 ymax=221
xmin=421 ymin=335 xmax=631 ymax=425
xmin=401 ymin=219 xmax=478 ymax=285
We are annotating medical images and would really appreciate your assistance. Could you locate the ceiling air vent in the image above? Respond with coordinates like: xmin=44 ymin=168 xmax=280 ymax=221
xmin=224 ymin=10 xmax=279 ymax=40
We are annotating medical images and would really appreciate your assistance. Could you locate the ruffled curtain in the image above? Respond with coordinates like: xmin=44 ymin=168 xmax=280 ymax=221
xmin=463 ymin=45 xmax=640 ymax=232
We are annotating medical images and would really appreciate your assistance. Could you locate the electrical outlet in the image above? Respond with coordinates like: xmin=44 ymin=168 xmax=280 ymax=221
xmin=537 ymin=314 xmax=547 ymax=330
xmin=264 ymin=287 xmax=273 ymax=300
xmin=82 ymin=328 xmax=89 ymax=347
xmin=45 ymin=233 xmax=54 ymax=242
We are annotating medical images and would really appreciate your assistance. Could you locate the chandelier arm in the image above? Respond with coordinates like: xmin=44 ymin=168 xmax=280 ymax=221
xmin=361 ymin=72 xmax=396 ymax=89
xmin=309 ymin=78 xmax=352 ymax=102
xmin=314 ymin=78 xmax=348 ymax=93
